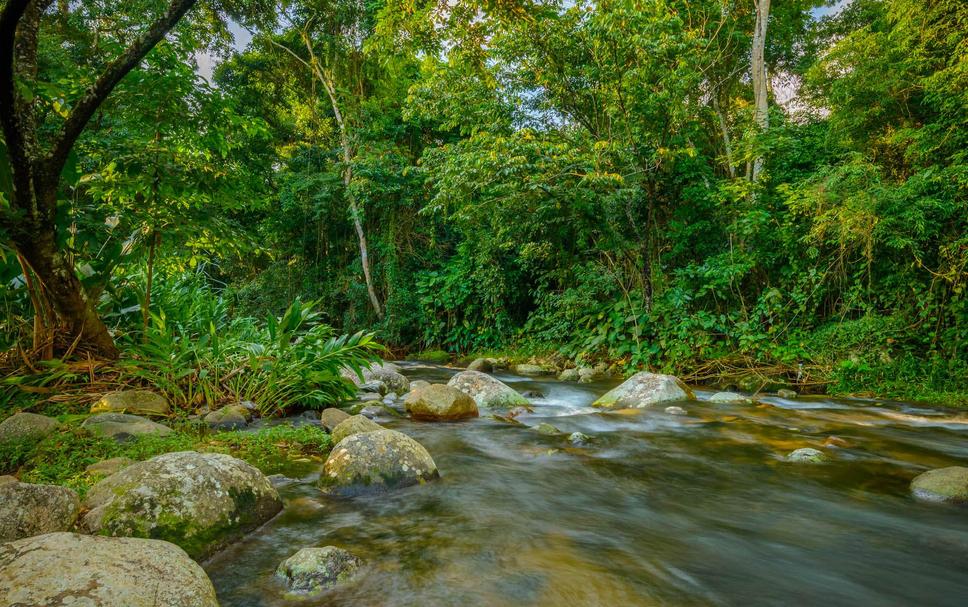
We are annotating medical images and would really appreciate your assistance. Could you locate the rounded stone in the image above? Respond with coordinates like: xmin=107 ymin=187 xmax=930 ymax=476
xmin=331 ymin=415 xmax=383 ymax=445
xmin=710 ymin=392 xmax=753 ymax=405
xmin=319 ymin=429 xmax=438 ymax=495
xmin=448 ymin=370 xmax=529 ymax=409
xmin=0 ymin=412 xmax=60 ymax=446
xmin=467 ymin=358 xmax=493 ymax=373
xmin=81 ymin=451 xmax=282 ymax=560
xmin=513 ymin=364 xmax=550 ymax=376
xmin=0 ymin=532 xmax=218 ymax=607
xmin=786 ymin=448 xmax=828 ymax=463
xmin=275 ymin=546 xmax=364 ymax=595
xmin=91 ymin=390 xmax=170 ymax=416
xmin=568 ymin=431 xmax=591 ymax=445
xmin=664 ymin=406 xmax=687 ymax=415
xmin=204 ymin=405 xmax=249 ymax=431
xmin=532 ymin=422 xmax=560 ymax=435
xmin=777 ymin=389 xmax=798 ymax=399
xmin=405 ymin=384 xmax=479 ymax=421
xmin=86 ymin=457 xmax=135 ymax=477
xmin=911 ymin=467 xmax=968 ymax=504
xmin=558 ymin=368 xmax=580 ymax=382
xmin=593 ymin=372 xmax=694 ymax=409
xmin=0 ymin=480 xmax=80 ymax=542
xmin=81 ymin=413 xmax=172 ymax=440
xmin=321 ymin=408 xmax=351 ymax=432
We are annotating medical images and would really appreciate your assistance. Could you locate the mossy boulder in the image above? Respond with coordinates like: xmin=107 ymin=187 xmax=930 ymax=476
xmin=0 ymin=532 xmax=218 ymax=607
xmin=777 ymin=389 xmax=798 ymax=399
xmin=331 ymin=415 xmax=383 ymax=445
xmin=592 ymin=372 xmax=694 ymax=409
xmin=558 ymin=368 xmax=580 ymax=382
xmin=319 ymin=429 xmax=438 ymax=495
xmin=0 ymin=412 xmax=60 ymax=446
xmin=532 ymin=422 xmax=560 ymax=435
xmin=0 ymin=480 xmax=80 ymax=542
xmin=320 ymin=408 xmax=351 ymax=432
xmin=86 ymin=457 xmax=135 ymax=477
xmin=447 ymin=370 xmax=529 ymax=409
xmin=276 ymin=546 xmax=364 ymax=595
xmin=81 ymin=451 xmax=282 ymax=560
xmin=512 ymin=363 xmax=552 ymax=377
xmin=404 ymin=384 xmax=479 ymax=421
xmin=91 ymin=390 xmax=170 ymax=416
xmin=81 ymin=413 xmax=172 ymax=441
xmin=204 ymin=405 xmax=249 ymax=431
xmin=467 ymin=358 xmax=494 ymax=373
xmin=911 ymin=467 xmax=968 ymax=504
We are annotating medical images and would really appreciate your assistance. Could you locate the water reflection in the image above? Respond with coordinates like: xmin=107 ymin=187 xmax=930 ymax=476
xmin=206 ymin=362 xmax=968 ymax=606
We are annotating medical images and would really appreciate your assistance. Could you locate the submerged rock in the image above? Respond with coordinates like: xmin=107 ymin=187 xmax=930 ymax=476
xmin=319 ymin=429 xmax=438 ymax=494
xmin=664 ymin=406 xmax=687 ymax=415
xmin=331 ymin=415 xmax=383 ymax=445
xmin=405 ymin=384 xmax=478 ymax=421
xmin=710 ymin=392 xmax=753 ymax=405
xmin=81 ymin=412 xmax=172 ymax=440
xmin=0 ymin=532 xmax=219 ymax=607
xmin=532 ymin=422 xmax=561 ymax=435
xmin=786 ymin=448 xmax=828 ymax=463
xmin=81 ymin=451 xmax=282 ymax=560
xmin=911 ymin=467 xmax=968 ymax=504
xmin=276 ymin=546 xmax=364 ymax=595
xmin=0 ymin=480 xmax=80 ymax=542
xmin=205 ymin=404 xmax=250 ymax=431
xmin=467 ymin=358 xmax=494 ymax=373
xmin=448 ymin=370 xmax=529 ymax=409
xmin=592 ymin=372 xmax=694 ymax=409
xmin=321 ymin=408 xmax=351 ymax=432
xmin=0 ymin=412 xmax=60 ymax=446
xmin=568 ymin=431 xmax=591 ymax=445
xmin=91 ymin=390 xmax=170 ymax=416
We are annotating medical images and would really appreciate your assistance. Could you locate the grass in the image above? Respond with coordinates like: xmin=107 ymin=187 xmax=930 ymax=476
xmin=2 ymin=420 xmax=333 ymax=497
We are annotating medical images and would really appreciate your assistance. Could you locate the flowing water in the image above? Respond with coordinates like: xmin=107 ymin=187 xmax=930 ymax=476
xmin=206 ymin=363 xmax=968 ymax=606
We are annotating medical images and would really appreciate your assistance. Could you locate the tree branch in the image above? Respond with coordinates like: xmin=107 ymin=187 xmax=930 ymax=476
xmin=42 ymin=0 xmax=200 ymax=184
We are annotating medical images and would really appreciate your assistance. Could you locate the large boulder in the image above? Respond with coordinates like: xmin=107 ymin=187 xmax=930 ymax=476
xmin=404 ymin=384 xmax=479 ymax=421
xmin=319 ymin=429 xmax=438 ymax=495
xmin=331 ymin=415 xmax=382 ymax=445
xmin=911 ymin=466 xmax=968 ymax=504
xmin=276 ymin=546 xmax=364 ymax=595
xmin=0 ymin=412 xmax=60 ymax=446
xmin=81 ymin=451 xmax=282 ymax=560
xmin=0 ymin=480 xmax=79 ymax=542
xmin=0 ymin=532 xmax=218 ymax=607
xmin=81 ymin=413 xmax=172 ymax=440
xmin=592 ymin=372 xmax=694 ymax=409
xmin=91 ymin=390 xmax=170 ymax=416
xmin=447 ymin=370 xmax=529 ymax=409
xmin=321 ymin=408 xmax=351 ymax=432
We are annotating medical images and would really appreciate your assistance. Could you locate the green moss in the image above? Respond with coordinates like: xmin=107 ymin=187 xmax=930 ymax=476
xmin=406 ymin=349 xmax=452 ymax=364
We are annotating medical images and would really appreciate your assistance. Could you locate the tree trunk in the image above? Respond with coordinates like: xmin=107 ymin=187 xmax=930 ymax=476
xmin=751 ymin=0 xmax=771 ymax=182
xmin=712 ymin=90 xmax=737 ymax=179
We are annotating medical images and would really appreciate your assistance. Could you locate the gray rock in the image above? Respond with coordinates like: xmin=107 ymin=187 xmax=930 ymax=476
xmin=320 ymin=408 xmax=351 ymax=432
xmin=777 ymin=389 xmax=798 ymax=399
xmin=331 ymin=415 xmax=383 ymax=445
xmin=0 ymin=532 xmax=218 ymax=606
xmin=81 ymin=413 xmax=172 ymax=440
xmin=360 ymin=405 xmax=387 ymax=419
xmin=86 ymin=457 xmax=135 ymax=477
xmin=91 ymin=390 xmax=170 ymax=416
xmin=532 ymin=422 xmax=560 ymax=435
xmin=593 ymin=372 xmax=694 ymax=409
xmin=81 ymin=451 xmax=282 ymax=560
xmin=319 ymin=429 xmax=438 ymax=495
xmin=467 ymin=358 xmax=493 ymax=373
xmin=405 ymin=384 xmax=478 ymax=421
xmin=0 ymin=412 xmax=60 ymax=446
xmin=710 ymin=392 xmax=753 ymax=405
xmin=447 ymin=370 xmax=529 ymax=409
xmin=344 ymin=362 xmax=410 ymax=394
xmin=568 ymin=432 xmax=591 ymax=445
xmin=409 ymin=380 xmax=431 ymax=393
xmin=787 ymin=448 xmax=828 ymax=463
xmin=359 ymin=380 xmax=388 ymax=395
xmin=276 ymin=546 xmax=364 ymax=595
xmin=911 ymin=466 xmax=968 ymax=504
xmin=358 ymin=393 xmax=383 ymax=403
xmin=204 ymin=404 xmax=249 ymax=431
xmin=0 ymin=480 xmax=79 ymax=542
xmin=558 ymin=368 xmax=580 ymax=382
xmin=664 ymin=406 xmax=687 ymax=415
xmin=578 ymin=364 xmax=610 ymax=383
xmin=513 ymin=364 xmax=551 ymax=377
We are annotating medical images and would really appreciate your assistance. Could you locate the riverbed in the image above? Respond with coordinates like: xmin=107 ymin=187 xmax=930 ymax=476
xmin=205 ymin=362 xmax=968 ymax=606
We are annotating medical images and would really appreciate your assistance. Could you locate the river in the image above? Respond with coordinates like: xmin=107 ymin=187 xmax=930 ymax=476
xmin=205 ymin=362 xmax=968 ymax=606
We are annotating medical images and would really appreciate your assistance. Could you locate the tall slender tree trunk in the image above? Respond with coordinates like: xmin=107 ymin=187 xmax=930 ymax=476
xmin=712 ymin=90 xmax=737 ymax=179
xmin=751 ymin=0 xmax=771 ymax=182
